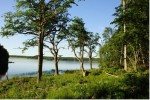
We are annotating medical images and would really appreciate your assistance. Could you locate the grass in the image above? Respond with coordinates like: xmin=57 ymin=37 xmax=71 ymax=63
xmin=0 ymin=69 xmax=149 ymax=99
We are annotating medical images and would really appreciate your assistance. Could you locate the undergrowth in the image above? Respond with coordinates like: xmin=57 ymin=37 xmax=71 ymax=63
xmin=0 ymin=69 xmax=149 ymax=99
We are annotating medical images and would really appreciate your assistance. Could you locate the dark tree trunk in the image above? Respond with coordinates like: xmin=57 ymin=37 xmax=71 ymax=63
xmin=37 ymin=32 xmax=43 ymax=83
xmin=120 ymin=47 xmax=123 ymax=65
xmin=139 ymin=44 xmax=146 ymax=66
xmin=54 ymin=51 xmax=59 ymax=75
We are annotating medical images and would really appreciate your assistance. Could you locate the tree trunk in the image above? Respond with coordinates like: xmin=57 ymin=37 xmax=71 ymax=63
xmin=37 ymin=32 xmax=43 ymax=83
xmin=54 ymin=51 xmax=59 ymax=75
xmin=6 ymin=72 xmax=8 ymax=80
xmin=120 ymin=47 xmax=123 ymax=65
xmin=134 ymin=51 xmax=137 ymax=72
xmin=124 ymin=45 xmax=127 ymax=71
xmin=80 ymin=61 xmax=84 ymax=72
xmin=123 ymin=0 xmax=127 ymax=71
xmin=139 ymin=44 xmax=145 ymax=66
xmin=89 ymin=51 xmax=92 ymax=69
xmin=80 ymin=46 xmax=85 ymax=72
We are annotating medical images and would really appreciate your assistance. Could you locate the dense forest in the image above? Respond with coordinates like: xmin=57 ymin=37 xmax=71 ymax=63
xmin=0 ymin=0 xmax=149 ymax=99
xmin=99 ymin=0 xmax=149 ymax=72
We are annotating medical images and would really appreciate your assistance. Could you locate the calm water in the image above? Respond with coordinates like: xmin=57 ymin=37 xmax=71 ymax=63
xmin=8 ymin=57 xmax=99 ymax=76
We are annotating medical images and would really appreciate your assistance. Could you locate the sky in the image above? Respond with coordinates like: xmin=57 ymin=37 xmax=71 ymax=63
xmin=0 ymin=0 xmax=121 ymax=57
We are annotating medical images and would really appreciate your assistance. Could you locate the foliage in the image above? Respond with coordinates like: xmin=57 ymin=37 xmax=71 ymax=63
xmin=99 ymin=0 xmax=149 ymax=71
xmin=86 ymin=32 xmax=100 ymax=69
xmin=101 ymin=67 xmax=126 ymax=76
xmin=0 ymin=0 xmax=78 ymax=81
xmin=0 ymin=69 xmax=149 ymax=99
xmin=102 ymin=27 xmax=114 ymax=44
xmin=21 ymin=0 xmax=78 ymax=75
xmin=67 ymin=17 xmax=89 ymax=72
xmin=99 ymin=27 xmax=122 ymax=68
xmin=113 ymin=0 xmax=149 ymax=67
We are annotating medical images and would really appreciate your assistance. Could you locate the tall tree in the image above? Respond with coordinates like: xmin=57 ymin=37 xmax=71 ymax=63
xmin=110 ymin=0 xmax=149 ymax=71
xmin=0 ymin=0 xmax=76 ymax=82
xmin=86 ymin=32 xmax=100 ymax=69
xmin=122 ymin=0 xmax=127 ymax=71
xmin=1 ymin=0 xmax=46 ymax=82
xmin=67 ymin=17 xmax=89 ymax=72
xmin=22 ymin=0 xmax=76 ymax=76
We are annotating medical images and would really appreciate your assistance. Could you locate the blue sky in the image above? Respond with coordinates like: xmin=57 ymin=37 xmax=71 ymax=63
xmin=0 ymin=0 xmax=121 ymax=57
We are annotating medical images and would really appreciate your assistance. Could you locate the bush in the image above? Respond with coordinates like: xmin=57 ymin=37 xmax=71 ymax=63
xmin=0 ymin=45 xmax=9 ymax=76
xmin=120 ymin=71 xmax=149 ymax=99
xmin=90 ymin=69 xmax=102 ymax=76
xmin=102 ymin=67 xmax=125 ymax=75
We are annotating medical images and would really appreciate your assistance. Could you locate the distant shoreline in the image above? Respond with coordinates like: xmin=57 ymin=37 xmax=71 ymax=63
xmin=10 ymin=55 xmax=98 ymax=62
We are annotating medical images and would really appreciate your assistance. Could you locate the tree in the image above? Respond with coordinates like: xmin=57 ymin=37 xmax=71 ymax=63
xmin=86 ymin=32 xmax=100 ymax=69
xmin=1 ymin=0 xmax=48 ymax=82
xmin=113 ymin=0 xmax=148 ymax=69
xmin=0 ymin=44 xmax=9 ymax=79
xmin=1 ymin=0 xmax=76 ymax=82
xmin=43 ymin=32 xmax=67 ymax=76
xmin=102 ymin=27 xmax=113 ymax=44
xmin=67 ymin=17 xmax=89 ymax=72
xmin=106 ymin=0 xmax=149 ymax=71
xmin=122 ymin=0 xmax=127 ymax=71
xmin=22 ymin=0 xmax=76 ymax=76
xmin=99 ymin=27 xmax=121 ymax=68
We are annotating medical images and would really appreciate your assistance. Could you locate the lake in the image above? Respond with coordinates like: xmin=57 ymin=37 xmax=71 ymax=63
xmin=7 ymin=57 xmax=99 ymax=76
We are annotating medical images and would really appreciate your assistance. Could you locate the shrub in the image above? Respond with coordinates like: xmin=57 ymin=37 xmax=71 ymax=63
xmin=120 ymin=71 xmax=149 ymax=99
xmin=0 ymin=45 xmax=9 ymax=76
xmin=90 ymin=69 xmax=102 ymax=76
